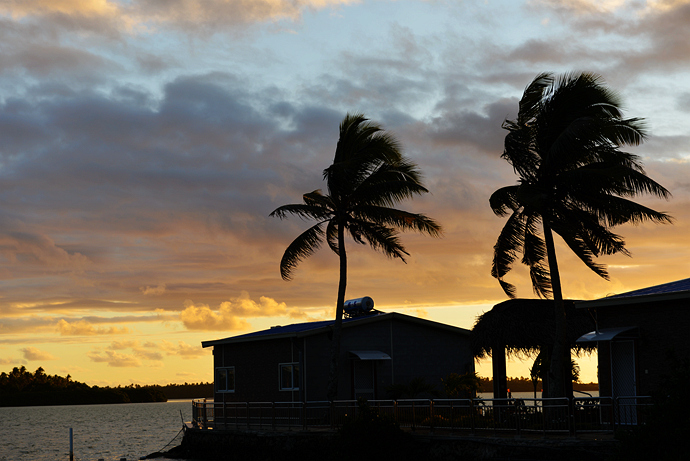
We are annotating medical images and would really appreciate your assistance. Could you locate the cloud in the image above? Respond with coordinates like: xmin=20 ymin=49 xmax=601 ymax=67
xmin=141 ymin=283 xmax=166 ymax=295
xmin=88 ymin=350 xmax=142 ymax=367
xmin=21 ymin=346 xmax=57 ymax=361
xmin=0 ymin=0 xmax=361 ymax=35
xmin=179 ymin=300 xmax=251 ymax=331
xmin=159 ymin=340 xmax=210 ymax=359
xmin=529 ymin=0 xmax=628 ymax=14
xmin=1 ymin=0 xmax=119 ymax=18
xmin=0 ymin=232 xmax=90 ymax=270
xmin=85 ymin=339 xmax=207 ymax=369
xmin=56 ymin=319 xmax=130 ymax=336
xmin=179 ymin=292 xmax=307 ymax=331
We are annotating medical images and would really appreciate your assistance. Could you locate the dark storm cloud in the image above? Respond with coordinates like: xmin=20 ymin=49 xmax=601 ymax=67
xmin=424 ymin=99 xmax=515 ymax=154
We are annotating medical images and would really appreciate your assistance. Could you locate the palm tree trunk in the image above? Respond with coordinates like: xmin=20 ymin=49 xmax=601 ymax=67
xmin=327 ymin=224 xmax=347 ymax=401
xmin=543 ymin=222 xmax=568 ymax=399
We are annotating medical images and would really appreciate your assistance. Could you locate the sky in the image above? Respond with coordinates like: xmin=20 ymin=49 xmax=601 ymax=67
xmin=1 ymin=0 xmax=690 ymax=388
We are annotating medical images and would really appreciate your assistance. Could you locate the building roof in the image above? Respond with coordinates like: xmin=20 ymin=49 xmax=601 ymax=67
xmin=576 ymin=277 xmax=690 ymax=309
xmin=201 ymin=311 xmax=470 ymax=348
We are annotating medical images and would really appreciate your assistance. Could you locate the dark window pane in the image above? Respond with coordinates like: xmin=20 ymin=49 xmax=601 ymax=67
xmin=227 ymin=368 xmax=235 ymax=391
xmin=281 ymin=365 xmax=293 ymax=389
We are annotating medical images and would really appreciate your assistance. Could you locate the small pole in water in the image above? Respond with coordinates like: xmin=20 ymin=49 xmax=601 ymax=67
xmin=69 ymin=427 xmax=74 ymax=461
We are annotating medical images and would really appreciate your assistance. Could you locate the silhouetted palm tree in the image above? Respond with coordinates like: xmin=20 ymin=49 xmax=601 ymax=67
xmin=490 ymin=72 xmax=672 ymax=398
xmin=271 ymin=113 xmax=442 ymax=400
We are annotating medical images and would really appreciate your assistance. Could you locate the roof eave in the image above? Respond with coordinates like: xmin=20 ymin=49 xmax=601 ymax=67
xmin=576 ymin=290 xmax=690 ymax=309
xmin=201 ymin=311 xmax=471 ymax=348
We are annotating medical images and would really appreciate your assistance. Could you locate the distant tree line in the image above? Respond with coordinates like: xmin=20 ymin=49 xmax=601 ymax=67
xmin=0 ymin=366 xmax=212 ymax=407
xmin=478 ymin=376 xmax=598 ymax=393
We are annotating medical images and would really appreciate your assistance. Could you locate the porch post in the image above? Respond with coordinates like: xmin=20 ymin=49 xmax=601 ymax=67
xmin=492 ymin=343 xmax=508 ymax=399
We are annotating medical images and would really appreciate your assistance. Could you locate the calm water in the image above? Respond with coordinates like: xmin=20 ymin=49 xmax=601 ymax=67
xmin=0 ymin=400 xmax=194 ymax=461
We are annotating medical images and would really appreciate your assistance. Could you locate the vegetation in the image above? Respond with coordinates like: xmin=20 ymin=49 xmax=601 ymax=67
xmin=271 ymin=113 xmax=441 ymax=400
xmin=490 ymin=72 xmax=672 ymax=398
xmin=386 ymin=377 xmax=440 ymax=399
xmin=442 ymin=371 xmax=482 ymax=398
xmin=476 ymin=376 xmax=597 ymax=393
xmin=0 ymin=366 xmax=212 ymax=406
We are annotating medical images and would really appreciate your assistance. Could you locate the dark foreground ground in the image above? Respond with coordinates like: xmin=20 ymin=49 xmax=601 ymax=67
xmin=149 ymin=427 xmax=619 ymax=461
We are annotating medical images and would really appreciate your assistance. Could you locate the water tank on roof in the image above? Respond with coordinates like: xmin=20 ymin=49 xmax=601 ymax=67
xmin=344 ymin=297 xmax=374 ymax=317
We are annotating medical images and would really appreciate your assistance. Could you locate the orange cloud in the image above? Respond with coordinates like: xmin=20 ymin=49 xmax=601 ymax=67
xmin=88 ymin=350 xmax=142 ymax=367
xmin=56 ymin=319 xmax=130 ymax=336
xmin=179 ymin=300 xmax=251 ymax=331
xmin=159 ymin=340 xmax=210 ymax=359
xmin=179 ymin=292 xmax=308 ymax=331
xmin=0 ymin=0 xmax=119 ymax=18
xmin=21 ymin=347 xmax=57 ymax=361
xmin=140 ymin=283 xmax=166 ymax=295
xmin=0 ymin=232 xmax=90 ymax=271
xmin=0 ymin=0 xmax=362 ymax=32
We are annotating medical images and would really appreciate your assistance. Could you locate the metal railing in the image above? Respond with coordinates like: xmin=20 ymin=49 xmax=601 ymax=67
xmin=191 ymin=396 xmax=651 ymax=435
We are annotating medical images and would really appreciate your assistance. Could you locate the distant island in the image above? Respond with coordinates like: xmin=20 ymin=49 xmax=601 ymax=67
xmin=0 ymin=366 xmax=213 ymax=407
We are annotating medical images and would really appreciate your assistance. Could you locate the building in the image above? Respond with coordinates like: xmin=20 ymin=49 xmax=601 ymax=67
xmin=576 ymin=277 xmax=690 ymax=400
xmin=201 ymin=308 xmax=473 ymax=403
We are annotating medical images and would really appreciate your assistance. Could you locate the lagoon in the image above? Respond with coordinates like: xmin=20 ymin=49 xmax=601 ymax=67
xmin=0 ymin=400 xmax=193 ymax=461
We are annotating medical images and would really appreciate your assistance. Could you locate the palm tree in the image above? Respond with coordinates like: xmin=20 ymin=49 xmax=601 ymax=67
xmin=271 ymin=113 xmax=442 ymax=400
xmin=490 ymin=72 xmax=672 ymax=398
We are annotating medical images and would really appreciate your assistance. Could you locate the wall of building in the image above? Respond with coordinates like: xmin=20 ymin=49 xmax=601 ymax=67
xmin=213 ymin=337 xmax=302 ymax=403
xmin=596 ymin=297 xmax=690 ymax=396
xmin=389 ymin=319 xmax=474 ymax=394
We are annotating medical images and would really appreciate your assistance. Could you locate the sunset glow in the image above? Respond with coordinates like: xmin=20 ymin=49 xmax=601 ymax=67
xmin=1 ymin=0 xmax=689 ymax=388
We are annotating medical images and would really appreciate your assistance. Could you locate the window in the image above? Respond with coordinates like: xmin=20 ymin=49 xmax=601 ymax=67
xmin=216 ymin=367 xmax=235 ymax=392
xmin=279 ymin=363 xmax=300 ymax=391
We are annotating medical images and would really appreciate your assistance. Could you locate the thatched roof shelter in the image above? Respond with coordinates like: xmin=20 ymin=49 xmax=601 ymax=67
xmin=471 ymin=298 xmax=596 ymax=398
xmin=471 ymin=298 xmax=596 ymax=359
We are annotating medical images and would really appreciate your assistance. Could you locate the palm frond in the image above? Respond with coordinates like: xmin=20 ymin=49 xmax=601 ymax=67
xmin=352 ymin=205 xmax=442 ymax=237
xmin=351 ymin=161 xmax=428 ymax=207
xmin=551 ymin=216 xmax=613 ymax=279
xmin=489 ymin=185 xmax=521 ymax=217
xmin=270 ymin=202 xmax=332 ymax=221
xmin=491 ymin=211 xmax=526 ymax=298
xmin=353 ymin=220 xmax=410 ymax=261
xmin=279 ymin=223 xmax=326 ymax=281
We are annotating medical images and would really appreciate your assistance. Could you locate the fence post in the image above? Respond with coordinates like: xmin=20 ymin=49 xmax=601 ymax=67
xmin=614 ymin=397 xmax=618 ymax=432
xmin=303 ymin=401 xmax=307 ymax=431
xmin=515 ymin=400 xmax=521 ymax=437
xmin=470 ymin=399 xmax=476 ymax=435
xmin=330 ymin=401 xmax=335 ymax=430
xmin=394 ymin=400 xmax=398 ymax=425
xmin=429 ymin=400 xmax=434 ymax=434
xmin=202 ymin=399 xmax=207 ymax=428
xmin=411 ymin=401 xmax=416 ymax=431
xmin=569 ymin=397 xmax=576 ymax=436
xmin=223 ymin=399 xmax=227 ymax=430
xmin=450 ymin=401 xmax=455 ymax=433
